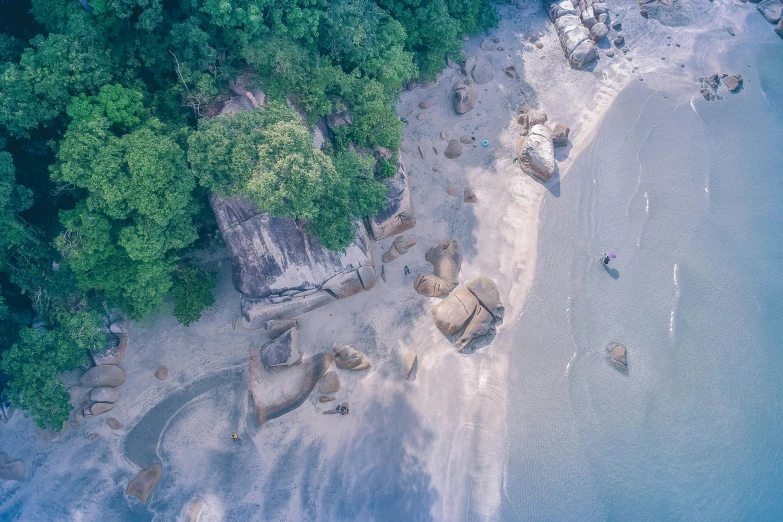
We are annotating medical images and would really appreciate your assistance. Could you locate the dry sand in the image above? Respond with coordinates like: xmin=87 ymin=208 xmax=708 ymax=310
xmin=2 ymin=1 xmax=756 ymax=519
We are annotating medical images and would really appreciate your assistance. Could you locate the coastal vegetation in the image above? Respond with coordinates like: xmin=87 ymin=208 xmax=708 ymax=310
xmin=0 ymin=0 xmax=497 ymax=428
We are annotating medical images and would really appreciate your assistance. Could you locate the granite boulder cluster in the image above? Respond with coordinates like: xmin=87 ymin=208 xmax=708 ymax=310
xmin=515 ymin=106 xmax=569 ymax=183
xmin=546 ymin=0 xmax=609 ymax=69
xmin=754 ymin=0 xmax=783 ymax=40
xmin=432 ymin=277 xmax=505 ymax=352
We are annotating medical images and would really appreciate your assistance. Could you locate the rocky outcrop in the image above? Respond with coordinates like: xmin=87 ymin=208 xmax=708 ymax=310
xmin=333 ymin=343 xmax=371 ymax=371
xmin=444 ymin=139 xmax=462 ymax=159
xmin=0 ymin=454 xmax=26 ymax=482
xmin=431 ymin=277 xmax=504 ymax=352
xmin=212 ymin=193 xmax=377 ymax=329
xmin=126 ymin=464 xmax=162 ymax=504
xmin=516 ymin=124 xmax=556 ymax=182
xmin=318 ymin=371 xmax=341 ymax=394
xmin=259 ymin=328 xmax=301 ymax=368
xmin=607 ymin=342 xmax=628 ymax=367
xmin=453 ymin=80 xmax=477 ymax=114
xmin=414 ymin=240 xmax=463 ymax=297
xmin=552 ymin=124 xmax=570 ymax=147
xmin=367 ymin=159 xmax=416 ymax=240
xmin=382 ymin=236 xmax=417 ymax=263
xmin=80 ymin=365 xmax=126 ymax=388
xmin=249 ymin=348 xmax=334 ymax=426
xmin=547 ymin=0 xmax=599 ymax=69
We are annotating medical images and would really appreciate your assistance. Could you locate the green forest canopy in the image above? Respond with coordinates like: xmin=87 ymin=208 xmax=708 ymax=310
xmin=0 ymin=0 xmax=498 ymax=428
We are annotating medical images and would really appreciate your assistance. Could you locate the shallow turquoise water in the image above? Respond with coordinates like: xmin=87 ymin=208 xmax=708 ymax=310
xmin=503 ymin=42 xmax=783 ymax=521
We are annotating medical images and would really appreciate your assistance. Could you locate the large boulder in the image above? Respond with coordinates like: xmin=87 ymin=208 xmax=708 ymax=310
xmin=454 ymin=303 xmax=495 ymax=352
xmin=758 ymin=0 xmax=783 ymax=23
xmin=432 ymin=288 xmax=479 ymax=335
xmin=569 ymin=40 xmax=598 ymax=69
xmin=424 ymin=240 xmax=463 ymax=290
xmin=560 ymin=25 xmax=591 ymax=56
xmin=0 ymin=454 xmax=26 ymax=482
xmin=382 ymin=236 xmax=417 ymax=263
xmin=516 ymin=124 xmax=556 ymax=182
xmin=91 ymin=402 xmax=116 ymax=416
xmin=249 ymin=349 xmax=334 ymax=426
xmin=259 ymin=328 xmax=301 ymax=368
xmin=465 ymin=277 xmax=505 ymax=322
xmin=367 ymin=160 xmax=416 ymax=241
xmin=590 ymin=22 xmax=609 ymax=42
xmin=414 ymin=273 xmax=453 ymax=297
xmin=90 ymin=387 xmax=120 ymax=403
xmin=91 ymin=334 xmax=127 ymax=366
xmin=80 ymin=365 xmax=126 ymax=388
xmin=333 ymin=343 xmax=371 ymax=371
xmin=126 ymin=464 xmax=162 ymax=505
xmin=453 ymin=80 xmax=477 ymax=114
xmin=471 ymin=62 xmax=494 ymax=84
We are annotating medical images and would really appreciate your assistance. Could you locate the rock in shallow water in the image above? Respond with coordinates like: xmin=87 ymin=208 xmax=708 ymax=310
xmin=607 ymin=342 xmax=628 ymax=367
xmin=126 ymin=464 xmax=162 ymax=504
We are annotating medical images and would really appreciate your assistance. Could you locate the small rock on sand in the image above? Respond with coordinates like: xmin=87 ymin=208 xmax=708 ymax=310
xmin=126 ymin=464 xmax=162 ymax=505
xmin=418 ymin=145 xmax=427 ymax=159
xmin=89 ymin=433 xmax=101 ymax=441
xmin=464 ymin=187 xmax=478 ymax=203
xmin=614 ymin=36 xmax=625 ymax=47
xmin=416 ymin=114 xmax=426 ymax=121
xmin=333 ymin=343 xmax=371 ymax=371
xmin=420 ymin=98 xmax=437 ymax=109
xmin=460 ymin=135 xmax=473 ymax=144
xmin=440 ymin=131 xmax=447 ymax=139
xmin=155 ymin=365 xmax=168 ymax=380
xmin=446 ymin=185 xmax=458 ymax=196
xmin=187 ymin=498 xmax=204 ymax=522
xmin=403 ymin=351 xmax=417 ymax=379
xmin=107 ymin=417 xmax=123 ymax=430
xmin=444 ymin=139 xmax=462 ymax=159
xmin=535 ymin=42 xmax=544 ymax=49
xmin=726 ymin=27 xmax=735 ymax=36
xmin=318 ymin=371 xmax=341 ymax=394
xmin=590 ymin=23 xmax=609 ymax=42
xmin=318 ymin=396 xmax=336 ymax=403
xmin=552 ymin=124 xmax=570 ymax=147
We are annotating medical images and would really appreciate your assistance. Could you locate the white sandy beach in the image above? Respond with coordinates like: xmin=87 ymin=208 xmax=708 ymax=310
xmin=0 ymin=1 xmax=764 ymax=520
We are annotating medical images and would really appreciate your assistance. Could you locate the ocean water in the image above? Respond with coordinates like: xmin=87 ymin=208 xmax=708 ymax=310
xmin=502 ymin=42 xmax=783 ymax=520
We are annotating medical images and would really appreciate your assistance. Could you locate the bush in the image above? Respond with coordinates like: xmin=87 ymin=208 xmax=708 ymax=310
xmin=171 ymin=268 xmax=217 ymax=326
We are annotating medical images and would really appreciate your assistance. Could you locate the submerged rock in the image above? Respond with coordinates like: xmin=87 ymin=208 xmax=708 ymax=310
xmin=333 ymin=343 xmax=371 ymax=371
xmin=0 ymin=454 xmax=26 ymax=482
xmin=126 ymin=464 xmax=162 ymax=504
xmin=80 ymin=365 xmax=126 ymax=388
xmin=249 ymin=349 xmax=334 ymax=426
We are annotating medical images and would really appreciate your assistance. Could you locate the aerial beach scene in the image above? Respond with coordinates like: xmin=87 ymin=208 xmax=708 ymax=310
xmin=1 ymin=0 xmax=782 ymax=520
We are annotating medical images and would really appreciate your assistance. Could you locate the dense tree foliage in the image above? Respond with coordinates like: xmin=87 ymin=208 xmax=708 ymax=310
xmin=0 ymin=0 xmax=497 ymax=428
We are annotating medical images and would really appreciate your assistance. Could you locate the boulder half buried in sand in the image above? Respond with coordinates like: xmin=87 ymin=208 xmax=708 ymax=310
xmin=367 ymin=159 xmax=416 ymax=240
xmin=249 ymin=349 xmax=334 ymax=426
xmin=444 ymin=139 xmax=462 ymax=159
xmin=126 ymin=464 xmax=162 ymax=504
